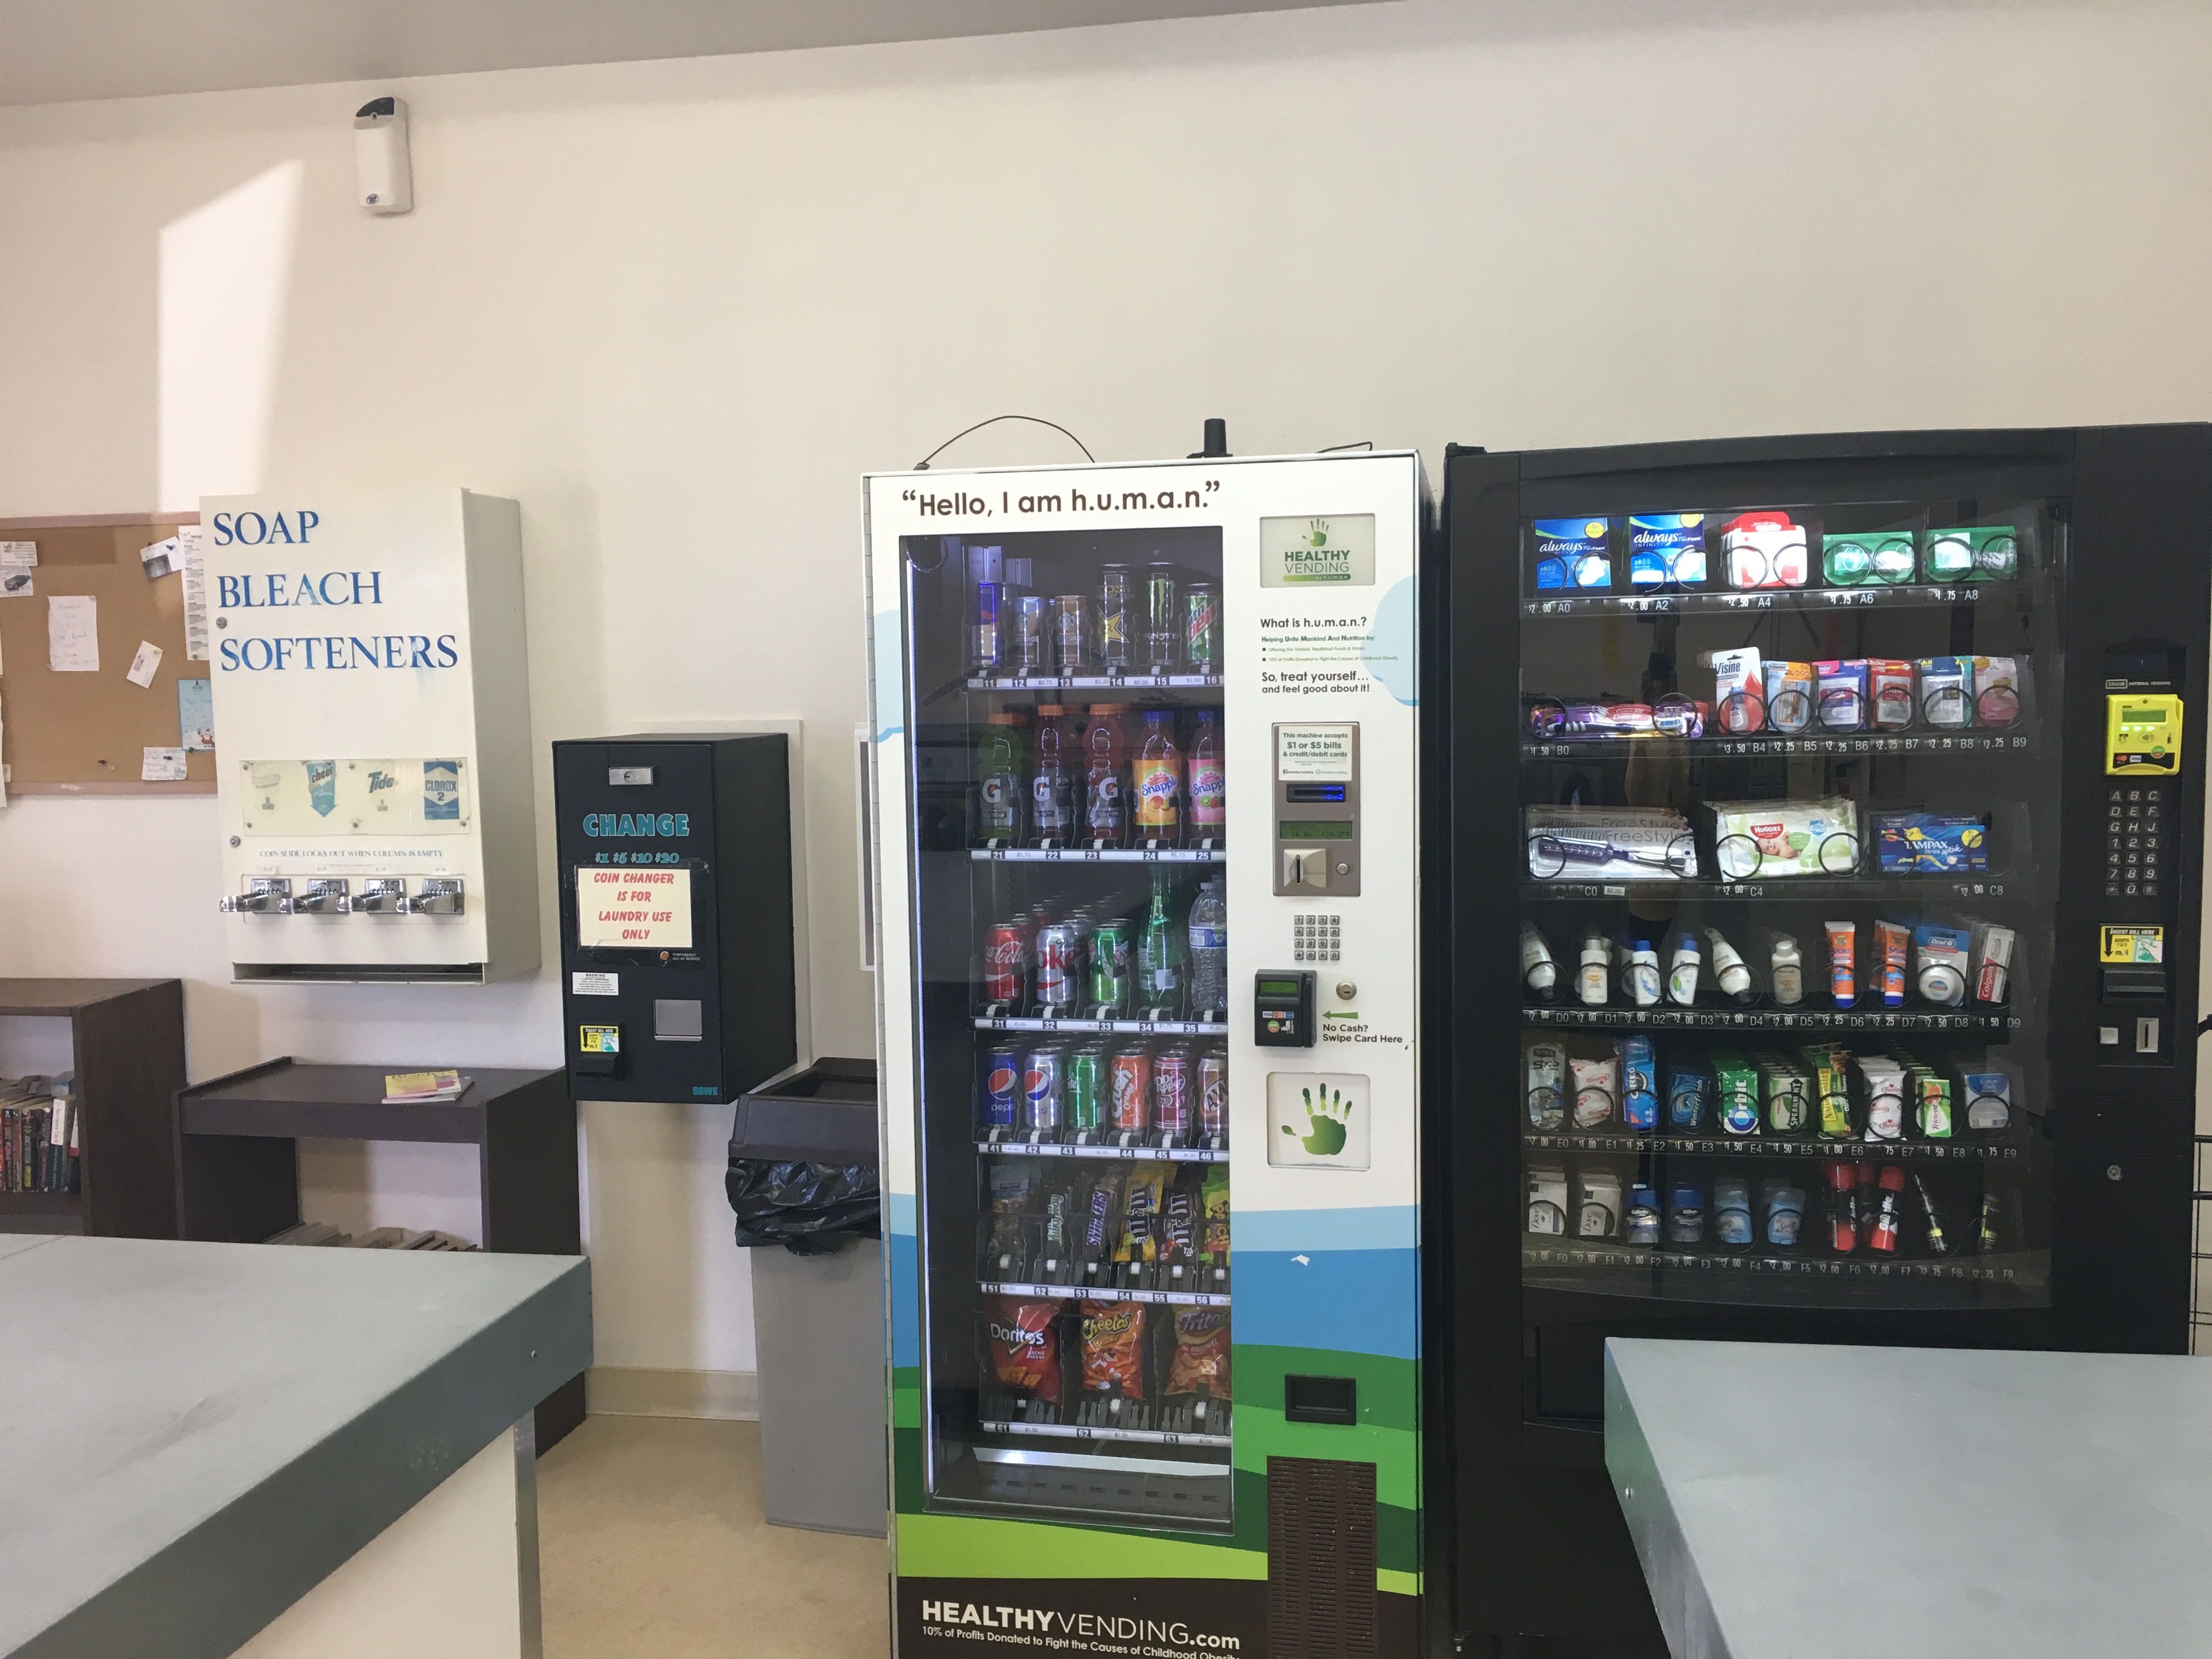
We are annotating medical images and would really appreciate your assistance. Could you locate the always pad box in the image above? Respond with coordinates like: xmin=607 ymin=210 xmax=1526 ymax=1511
xmin=553 ymin=734 xmax=797 ymax=1103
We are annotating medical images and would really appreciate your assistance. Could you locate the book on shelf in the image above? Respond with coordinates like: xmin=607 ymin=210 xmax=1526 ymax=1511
xmin=382 ymin=1069 xmax=472 ymax=1105
xmin=263 ymin=1221 xmax=478 ymax=1251
xmin=0 ymin=1074 xmax=77 ymax=1196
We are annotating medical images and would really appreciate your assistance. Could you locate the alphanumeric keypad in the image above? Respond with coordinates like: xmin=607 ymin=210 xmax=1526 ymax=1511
xmin=2104 ymin=785 xmax=2168 ymax=899
xmin=1292 ymin=912 xmax=1341 ymax=963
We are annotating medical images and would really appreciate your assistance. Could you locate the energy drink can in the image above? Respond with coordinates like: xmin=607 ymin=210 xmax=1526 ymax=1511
xmin=1184 ymin=583 xmax=1221 ymax=669
xmin=1144 ymin=566 xmax=1181 ymax=668
xmin=1022 ymin=1045 xmax=1063 ymax=1135
xmin=971 ymin=580 xmax=1003 ymax=670
xmin=1153 ymin=1047 xmax=1193 ymax=1138
xmin=1198 ymin=1050 xmax=1229 ymax=1139
xmin=1097 ymin=566 xmax=1134 ymax=669
xmin=1012 ymin=594 xmax=1050 ymax=672
xmin=981 ymin=1042 xmax=1020 ymax=1130
xmin=1109 ymin=1047 xmax=1152 ymax=1133
xmin=1034 ymin=923 xmax=1082 ymax=1014
xmin=983 ymin=919 xmax=1028 ymax=1006
xmin=1088 ymin=919 xmax=1135 ymax=1014
xmin=1053 ymin=595 xmax=1093 ymax=674
xmin=1064 ymin=1046 xmax=1105 ymax=1135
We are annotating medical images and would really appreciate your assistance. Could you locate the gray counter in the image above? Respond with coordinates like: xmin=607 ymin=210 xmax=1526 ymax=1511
xmin=0 ymin=1234 xmax=590 ymax=1659
xmin=1606 ymin=1337 xmax=2212 ymax=1659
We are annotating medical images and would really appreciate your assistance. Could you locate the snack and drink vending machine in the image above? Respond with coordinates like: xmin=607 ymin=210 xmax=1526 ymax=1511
xmin=865 ymin=452 xmax=1435 ymax=1657
xmin=1436 ymin=426 xmax=2212 ymax=1655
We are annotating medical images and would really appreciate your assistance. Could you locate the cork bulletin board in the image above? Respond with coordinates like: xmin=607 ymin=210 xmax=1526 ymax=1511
xmin=0 ymin=512 xmax=216 ymax=795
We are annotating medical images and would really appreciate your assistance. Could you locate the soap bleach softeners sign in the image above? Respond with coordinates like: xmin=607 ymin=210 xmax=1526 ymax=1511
xmin=204 ymin=490 xmax=540 ymax=984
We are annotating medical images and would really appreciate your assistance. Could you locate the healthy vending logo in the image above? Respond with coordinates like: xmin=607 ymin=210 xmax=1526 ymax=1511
xmin=1266 ymin=1071 xmax=1372 ymax=1169
xmin=1260 ymin=513 xmax=1377 ymax=589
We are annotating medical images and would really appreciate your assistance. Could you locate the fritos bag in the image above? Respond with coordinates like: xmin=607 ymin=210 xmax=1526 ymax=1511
xmin=1165 ymin=1306 xmax=1231 ymax=1397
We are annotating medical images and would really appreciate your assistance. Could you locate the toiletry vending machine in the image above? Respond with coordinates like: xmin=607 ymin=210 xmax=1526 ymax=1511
xmin=1437 ymin=426 xmax=2212 ymax=1655
xmin=864 ymin=452 xmax=1435 ymax=1656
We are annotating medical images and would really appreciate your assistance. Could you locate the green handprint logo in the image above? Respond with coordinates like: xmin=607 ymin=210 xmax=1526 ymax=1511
xmin=1307 ymin=519 xmax=1331 ymax=548
xmin=1283 ymin=1084 xmax=1354 ymax=1156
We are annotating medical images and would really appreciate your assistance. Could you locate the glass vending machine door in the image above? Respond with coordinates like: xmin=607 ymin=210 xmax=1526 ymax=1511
xmin=1517 ymin=499 xmax=2062 ymax=1314
xmin=900 ymin=529 xmax=1237 ymax=1530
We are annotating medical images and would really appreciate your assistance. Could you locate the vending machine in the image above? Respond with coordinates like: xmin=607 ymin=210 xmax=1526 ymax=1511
xmin=864 ymin=451 xmax=1435 ymax=1657
xmin=1436 ymin=426 xmax=2212 ymax=1654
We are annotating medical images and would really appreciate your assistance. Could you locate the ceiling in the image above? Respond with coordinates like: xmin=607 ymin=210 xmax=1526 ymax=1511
xmin=0 ymin=0 xmax=1390 ymax=106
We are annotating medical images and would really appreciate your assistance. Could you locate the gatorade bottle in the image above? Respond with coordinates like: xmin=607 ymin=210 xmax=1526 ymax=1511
xmin=1029 ymin=704 xmax=1076 ymax=847
xmin=1083 ymin=704 xmax=1130 ymax=847
xmin=977 ymin=712 xmax=1027 ymax=845
xmin=1187 ymin=708 xmax=1227 ymax=847
xmin=1133 ymin=710 xmax=1183 ymax=847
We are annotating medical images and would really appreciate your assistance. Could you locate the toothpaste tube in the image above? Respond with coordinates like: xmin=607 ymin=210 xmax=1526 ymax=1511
xmin=1720 ymin=510 xmax=1809 ymax=589
xmin=1763 ymin=659 xmax=1815 ymax=734
xmin=1867 ymin=659 xmax=1916 ymax=730
xmin=1914 ymin=926 xmax=1971 ymax=1007
xmin=1627 ymin=512 xmax=1708 ymax=588
xmin=1533 ymin=518 xmax=1612 ymax=590
xmin=1973 ymin=924 xmax=2016 ymax=1004
xmin=1916 ymin=657 xmax=1972 ymax=729
xmin=1825 ymin=921 xmax=1857 ymax=1008
xmin=1620 ymin=1036 xmax=1659 ymax=1132
xmin=1707 ymin=646 xmax=1766 ymax=733
xmin=1815 ymin=659 xmax=1869 ymax=732
xmin=1971 ymin=656 xmax=2021 ymax=727
xmin=1875 ymin=920 xmax=1910 ymax=1007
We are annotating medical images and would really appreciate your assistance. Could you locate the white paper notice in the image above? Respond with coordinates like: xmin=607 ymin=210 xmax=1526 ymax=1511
xmin=47 ymin=595 xmax=98 ymax=672
xmin=0 ymin=543 xmax=35 ymax=599
xmin=177 ymin=525 xmax=209 ymax=660
xmin=139 ymin=535 xmax=180 ymax=580
xmin=576 ymin=867 xmax=694 ymax=950
xmin=572 ymin=972 xmax=620 ymax=997
xmin=142 ymin=747 xmax=188 ymax=782
xmin=127 ymin=640 xmax=163 ymax=688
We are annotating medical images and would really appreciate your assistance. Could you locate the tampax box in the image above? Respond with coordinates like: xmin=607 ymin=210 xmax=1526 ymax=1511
xmin=206 ymin=490 xmax=539 ymax=983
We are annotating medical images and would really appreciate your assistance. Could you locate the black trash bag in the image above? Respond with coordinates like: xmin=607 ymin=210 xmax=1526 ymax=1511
xmin=726 ymin=1158 xmax=881 ymax=1255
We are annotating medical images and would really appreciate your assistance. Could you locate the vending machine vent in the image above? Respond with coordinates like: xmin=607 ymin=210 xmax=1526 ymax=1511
xmin=1266 ymin=1456 xmax=1379 ymax=1658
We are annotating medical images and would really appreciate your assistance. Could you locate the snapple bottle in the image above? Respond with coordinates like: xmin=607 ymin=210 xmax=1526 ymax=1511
xmin=1133 ymin=710 xmax=1183 ymax=848
xmin=1187 ymin=708 xmax=1226 ymax=848
xmin=1083 ymin=704 xmax=1131 ymax=847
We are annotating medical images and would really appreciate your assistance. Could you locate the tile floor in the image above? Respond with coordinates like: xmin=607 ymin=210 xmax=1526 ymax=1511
xmin=538 ymin=1415 xmax=889 ymax=1658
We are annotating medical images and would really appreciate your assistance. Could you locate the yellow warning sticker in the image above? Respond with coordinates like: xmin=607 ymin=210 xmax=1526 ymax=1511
xmin=2101 ymin=926 xmax=2164 ymax=964
xmin=579 ymin=1024 xmax=622 ymax=1054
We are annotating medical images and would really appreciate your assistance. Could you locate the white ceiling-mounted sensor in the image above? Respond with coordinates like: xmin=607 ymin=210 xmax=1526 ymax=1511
xmin=354 ymin=97 xmax=413 ymax=214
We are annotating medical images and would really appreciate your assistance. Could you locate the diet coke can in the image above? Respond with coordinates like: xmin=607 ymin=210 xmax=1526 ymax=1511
xmin=1034 ymin=923 xmax=1081 ymax=1014
xmin=1109 ymin=1047 xmax=1151 ymax=1134
xmin=982 ymin=919 xmax=1028 ymax=1006
xmin=1153 ymin=1046 xmax=1193 ymax=1139
xmin=1023 ymin=1045 xmax=1063 ymax=1135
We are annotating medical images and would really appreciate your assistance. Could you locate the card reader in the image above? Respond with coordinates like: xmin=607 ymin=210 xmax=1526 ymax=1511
xmin=1256 ymin=970 xmax=1316 ymax=1047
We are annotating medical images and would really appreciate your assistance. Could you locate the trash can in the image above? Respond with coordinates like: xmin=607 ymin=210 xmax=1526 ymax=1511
xmin=727 ymin=1056 xmax=885 ymax=1536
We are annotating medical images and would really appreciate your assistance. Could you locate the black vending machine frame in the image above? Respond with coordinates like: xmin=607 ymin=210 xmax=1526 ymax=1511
xmin=1427 ymin=426 xmax=2212 ymax=1655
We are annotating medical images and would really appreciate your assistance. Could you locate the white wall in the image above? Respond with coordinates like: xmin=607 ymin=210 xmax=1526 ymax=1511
xmin=2 ymin=0 xmax=2207 ymax=1378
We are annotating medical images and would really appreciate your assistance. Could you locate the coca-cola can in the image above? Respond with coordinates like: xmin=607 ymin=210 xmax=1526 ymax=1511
xmin=1034 ymin=922 xmax=1081 ymax=1013
xmin=1197 ymin=1049 xmax=1228 ymax=1139
xmin=1023 ymin=1046 xmax=1063 ymax=1134
xmin=983 ymin=919 xmax=1028 ymax=1005
xmin=1109 ymin=1047 xmax=1151 ymax=1133
xmin=1153 ymin=1046 xmax=1193 ymax=1138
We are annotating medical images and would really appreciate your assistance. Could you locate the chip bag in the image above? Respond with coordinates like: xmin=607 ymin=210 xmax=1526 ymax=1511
xmin=1200 ymin=1165 xmax=1230 ymax=1263
xmin=1080 ymin=1301 xmax=1148 ymax=1399
xmin=1165 ymin=1306 xmax=1231 ymax=1397
xmin=988 ymin=1297 xmax=1064 ymax=1403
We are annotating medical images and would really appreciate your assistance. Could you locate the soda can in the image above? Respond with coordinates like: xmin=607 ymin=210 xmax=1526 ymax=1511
xmin=1022 ymin=1046 xmax=1063 ymax=1135
xmin=980 ymin=1042 xmax=1020 ymax=1130
xmin=982 ymin=919 xmax=1028 ymax=1005
xmin=1064 ymin=1046 xmax=1105 ymax=1134
xmin=1097 ymin=566 xmax=1134 ymax=669
xmin=1153 ymin=1046 xmax=1193 ymax=1138
xmin=1012 ymin=594 xmax=1049 ymax=672
xmin=1184 ymin=582 xmax=1220 ymax=669
xmin=971 ymin=581 xmax=1002 ymax=671
xmin=1088 ymin=919 xmax=1134 ymax=1014
xmin=1144 ymin=565 xmax=1180 ymax=668
xmin=1034 ymin=923 xmax=1081 ymax=1013
xmin=1198 ymin=1049 xmax=1228 ymax=1139
xmin=1053 ymin=595 xmax=1092 ymax=674
xmin=1109 ymin=1047 xmax=1152 ymax=1133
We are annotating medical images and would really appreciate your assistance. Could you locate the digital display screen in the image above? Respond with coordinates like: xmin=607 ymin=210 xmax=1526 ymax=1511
xmin=2130 ymin=709 xmax=2169 ymax=724
xmin=1257 ymin=978 xmax=1304 ymax=996
xmin=1279 ymin=820 xmax=1355 ymax=840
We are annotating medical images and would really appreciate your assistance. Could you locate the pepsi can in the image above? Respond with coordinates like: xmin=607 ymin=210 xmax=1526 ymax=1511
xmin=981 ymin=1042 xmax=1020 ymax=1131
xmin=1023 ymin=1045 xmax=1063 ymax=1135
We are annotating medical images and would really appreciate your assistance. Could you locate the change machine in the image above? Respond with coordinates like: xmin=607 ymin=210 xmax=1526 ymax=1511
xmin=205 ymin=489 xmax=539 ymax=984
xmin=863 ymin=450 xmax=1436 ymax=1656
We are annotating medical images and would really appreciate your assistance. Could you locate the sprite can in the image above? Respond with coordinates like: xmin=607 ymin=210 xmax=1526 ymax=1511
xmin=1088 ymin=918 xmax=1134 ymax=1015
xmin=1064 ymin=1046 xmax=1105 ymax=1134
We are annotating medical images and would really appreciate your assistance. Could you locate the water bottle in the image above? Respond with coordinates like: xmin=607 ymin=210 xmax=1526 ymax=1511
xmin=1187 ymin=878 xmax=1227 ymax=1020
